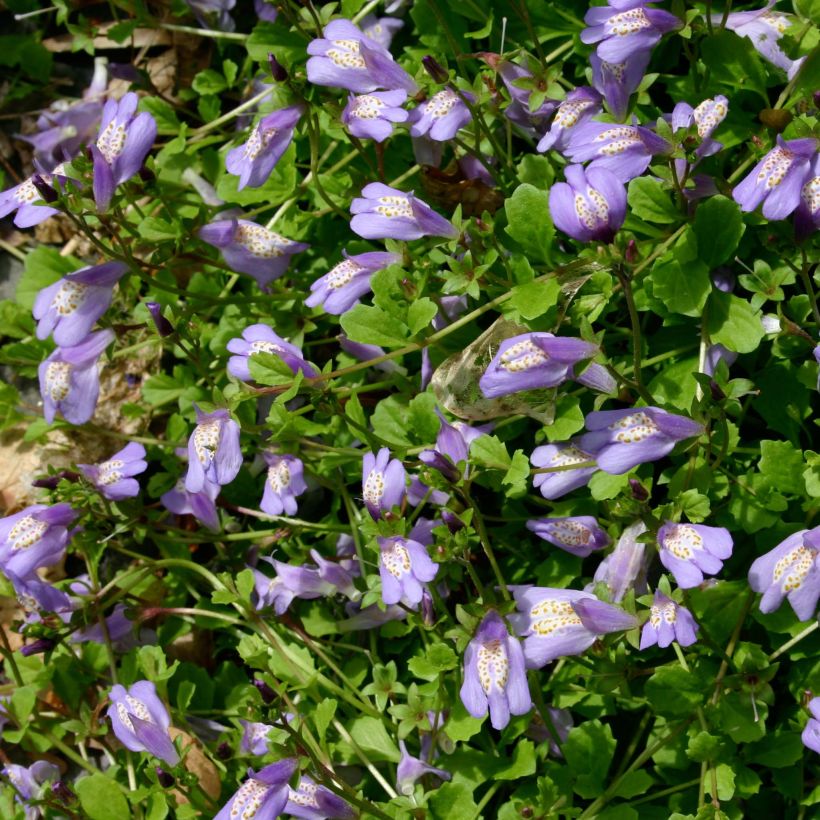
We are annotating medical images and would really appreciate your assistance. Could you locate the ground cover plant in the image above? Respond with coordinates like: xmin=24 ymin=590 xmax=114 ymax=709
xmin=0 ymin=0 xmax=818 ymax=817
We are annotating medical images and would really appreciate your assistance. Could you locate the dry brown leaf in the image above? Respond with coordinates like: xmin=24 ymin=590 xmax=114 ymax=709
xmin=169 ymin=728 xmax=222 ymax=803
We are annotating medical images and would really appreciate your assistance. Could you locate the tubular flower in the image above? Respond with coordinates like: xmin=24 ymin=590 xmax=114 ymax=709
xmin=285 ymin=775 xmax=356 ymax=820
xmin=802 ymin=698 xmax=820 ymax=754
xmin=350 ymin=183 xmax=457 ymax=240
xmin=591 ymin=521 xmax=649 ymax=602
xmin=537 ymin=87 xmax=602 ymax=154
xmin=161 ymin=479 xmax=220 ymax=532
xmin=419 ymin=412 xmax=490 ymax=481
xmin=795 ymin=155 xmax=819 ymax=241
xmin=409 ymin=88 xmax=472 ymax=141
xmin=639 ymin=591 xmax=699 ymax=649
xmin=107 ymin=680 xmax=179 ymax=765
xmin=362 ymin=447 xmax=406 ymax=519
xmin=749 ymin=527 xmax=820 ymax=621
xmin=549 ymin=164 xmax=627 ymax=243
xmin=590 ymin=51 xmax=649 ymax=120
xmin=0 ymin=172 xmax=61 ymax=228
xmin=78 ymin=441 xmax=148 ymax=500
xmin=0 ymin=503 xmax=76 ymax=579
xmin=460 ymin=610 xmax=532 ymax=730
xmin=305 ymin=251 xmax=401 ymax=315
xmin=199 ymin=219 xmax=309 ymax=290
xmin=185 ymin=406 xmax=242 ymax=493
xmin=38 ymin=328 xmax=115 ymax=425
xmin=530 ymin=441 xmax=598 ymax=500
xmin=3 ymin=761 xmax=60 ymax=817
xmin=306 ymin=19 xmax=417 ymax=94
xmin=341 ymin=90 xmax=408 ymax=142
xmin=732 ymin=137 xmax=817 ymax=221
xmin=396 ymin=741 xmax=451 ymax=795
xmin=498 ymin=59 xmax=559 ymax=136
xmin=360 ymin=14 xmax=404 ymax=49
xmin=214 ymin=759 xmax=298 ymax=820
xmin=7 ymin=569 xmax=74 ymax=625
xmin=240 ymin=720 xmax=273 ymax=756
xmin=579 ymin=407 xmax=704 ymax=474
xmin=657 ymin=521 xmax=733 ymax=589
xmin=91 ymin=92 xmax=157 ymax=211
xmin=227 ymin=324 xmax=318 ymax=382
xmin=260 ymin=454 xmax=308 ymax=516
xmin=479 ymin=332 xmax=599 ymax=398
xmin=527 ymin=516 xmax=610 ymax=558
xmin=378 ymin=536 xmax=439 ymax=606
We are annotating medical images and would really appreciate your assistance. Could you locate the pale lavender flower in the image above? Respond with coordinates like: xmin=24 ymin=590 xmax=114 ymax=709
xmin=549 ymin=164 xmax=626 ymax=243
xmin=72 ymin=602 xmax=152 ymax=651
xmin=409 ymin=89 xmax=472 ymax=141
xmin=572 ymin=597 xmax=640 ymax=633
xmin=78 ymin=442 xmax=147 ymax=500
xmin=378 ymin=536 xmax=438 ymax=606
xmin=530 ymin=441 xmax=598 ymax=500
xmin=338 ymin=334 xmax=405 ymax=373
xmin=795 ymin=156 xmax=819 ymax=241
xmin=306 ymin=19 xmax=416 ymax=94
xmin=460 ymin=610 xmax=531 ymax=730
xmin=215 ymin=759 xmax=297 ymax=820
xmin=0 ymin=503 xmax=76 ymax=579
xmin=187 ymin=0 xmax=235 ymax=31
xmin=199 ymin=219 xmax=309 ymax=290
xmin=590 ymin=52 xmax=649 ymax=120
xmin=161 ymin=479 xmax=220 ymax=532
xmin=342 ymin=90 xmax=408 ymax=142
xmin=362 ymin=447 xmax=406 ymax=519
xmin=350 ymin=183 xmax=457 ymax=240
xmin=639 ymin=591 xmax=698 ymax=649
xmin=254 ymin=0 xmax=277 ymax=22
xmin=397 ymin=741 xmax=451 ymax=795
xmin=226 ymin=105 xmax=303 ymax=190
xmin=658 ymin=521 xmax=733 ymax=588
xmin=285 ymin=775 xmax=355 ymax=820
xmin=592 ymin=521 xmax=649 ymax=602
xmin=418 ymin=411 xmax=490 ymax=481
xmin=802 ymin=698 xmax=820 ymax=754
xmin=185 ymin=406 xmax=242 ymax=493
xmin=498 ymin=59 xmax=559 ymax=136
xmin=479 ymin=333 xmax=599 ymax=398
xmin=39 ymin=329 xmax=114 ymax=425
xmin=91 ymin=92 xmax=157 ymax=211
xmin=3 ymin=761 xmax=60 ymax=818
xmin=305 ymin=251 xmax=401 ymax=315
xmin=360 ymin=14 xmax=404 ymax=49
xmin=537 ymin=87 xmax=602 ymax=153
xmin=572 ymin=362 xmax=618 ymax=394
xmin=527 ymin=516 xmax=610 ymax=558
xmin=581 ymin=0 xmax=680 ymax=63
xmin=526 ymin=707 xmax=573 ymax=758
xmin=240 ymin=720 xmax=273 ymax=756
xmin=814 ymin=346 xmax=820 ymax=392
xmin=0 ymin=173 xmax=61 ymax=228
xmin=732 ymin=137 xmax=817 ymax=220
xmin=671 ymin=96 xmax=729 ymax=157
xmin=579 ymin=407 xmax=704 ymax=474
xmin=337 ymin=601 xmax=407 ymax=631
xmin=107 ymin=680 xmax=179 ymax=765
xmin=6 ymin=569 xmax=74 ymax=625
xmin=260 ymin=454 xmax=307 ymax=516
xmin=703 ymin=343 xmax=737 ymax=377
xmin=749 ymin=527 xmax=820 ymax=621
xmin=227 ymin=324 xmax=318 ymax=382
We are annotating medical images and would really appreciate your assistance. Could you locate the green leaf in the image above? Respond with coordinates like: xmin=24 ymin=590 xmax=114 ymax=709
xmin=429 ymin=782 xmax=478 ymax=819
xmin=142 ymin=373 xmax=187 ymax=407
xmin=248 ymin=351 xmax=295 ymax=386
xmin=563 ymin=719 xmax=616 ymax=798
xmin=504 ymin=184 xmax=554 ymax=263
xmin=470 ymin=434 xmax=511 ymax=471
xmin=407 ymin=643 xmax=458 ymax=681
xmin=140 ymin=98 xmax=181 ymax=134
xmin=589 ymin=471 xmax=629 ymax=500
xmin=628 ymin=177 xmax=681 ymax=224
xmin=693 ymin=196 xmax=745 ymax=268
xmin=509 ymin=278 xmax=561 ymax=320
xmin=646 ymin=666 xmax=704 ymax=715
xmin=192 ymin=68 xmax=227 ymax=95
xmin=678 ymin=489 xmax=711 ymax=522
xmin=503 ymin=450 xmax=531 ymax=498
xmin=651 ymin=254 xmax=710 ymax=317
xmin=340 ymin=304 xmax=409 ymax=348
xmin=407 ymin=297 xmax=438 ymax=335
xmin=348 ymin=716 xmax=400 ymax=762
xmin=745 ymin=731 xmax=804 ymax=768
xmin=246 ymin=22 xmax=306 ymax=67
xmin=493 ymin=739 xmax=536 ymax=780
xmin=138 ymin=217 xmax=179 ymax=242
xmin=715 ymin=692 xmax=767 ymax=742
xmin=706 ymin=291 xmax=765 ymax=354
xmin=446 ymin=701 xmax=484 ymax=741
xmin=611 ymin=769 xmax=654 ymax=799
xmin=313 ymin=698 xmax=337 ymax=742
xmin=758 ymin=440 xmax=804 ymax=495
xmin=76 ymin=774 xmax=129 ymax=820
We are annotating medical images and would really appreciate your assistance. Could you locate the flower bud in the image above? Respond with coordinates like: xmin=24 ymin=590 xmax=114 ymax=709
xmin=268 ymin=53 xmax=287 ymax=82
xmin=629 ymin=478 xmax=649 ymax=501
xmin=216 ymin=741 xmax=232 ymax=760
xmin=253 ymin=678 xmax=276 ymax=704
xmin=31 ymin=174 xmax=58 ymax=204
xmin=422 ymin=56 xmax=449 ymax=83
xmin=21 ymin=638 xmax=55 ymax=656
xmin=51 ymin=781 xmax=76 ymax=804
xmin=146 ymin=302 xmax=174 ymax=337
xmin=155 ymin=767 xmax=175 ymax=788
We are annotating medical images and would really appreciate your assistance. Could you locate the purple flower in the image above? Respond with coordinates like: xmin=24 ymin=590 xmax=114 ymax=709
xmin=579 ymin=407 xmax=704 ymax=474
xmin=591 ymin=521 xmax=649 ymax=602
xmin=72 ymin=602 xmax=152 ymax=651
xmin=565 ymin=121 xmax=672 ymax=182
xmin=3 ymin=761 xmax=60 ymax=817
xmin=657 ymin=521 xmax=733 ymax=589
xmin=549 ymin=164 xmax=627 ymax=243
xmin=285 ymin=775 xmax=355 ymax=820
xmin=161 ymin=479 xmax=220 ymax=531
xmin=418 ymin=411 xmax=490 ymax=481
xmin=360 ymin=14 xmax=404 ymax=49
xmin=0 ymin=503 xmax=76 ymax=578
xmin=78 ymin=442 xmax=147 ymax=500
xmin=227 ymin=324 xmax=318 ymax=382
xmin=146 ymin=301 xmax=174 ymax=336
xmin=107 ymin=680 xmax=179 ymax=765
xmin=7 ymin=569 xmax=74 ymax=625
xmin=226 ymin=105 xmax=303 ymax=190
xmin=675 ymin=96 xmax=729 ymax=154
xmin=749 ymin=527 xmax=820 ymax=621
xmin=733 ymin=137 xmax=817 ymax=221
xmin=350 ymin=183 xmax=457 ymax=241
xmin=498 ymin=59 xmax=559 ymax=136
xmin=479 ymin=333 xmax=599 ymax=398
xmin=537 ymin=87 xmax=602 ymax=153
xmin=581 ymin=0 xmax=680 ymax=63
xmin=91 ymin=92 xmax=157 ymax=211
xmin=409 ymin=89 xmax=472 ymax=141
xmin=396 ymin=741 xmax=451 ymax=795
xmin=240 ymin=720 xmax=273 ymax=756
xmin=306 ymin=19 xmax=417 ymax=94
xmin=305 ymin=251 xmax=401 ymax=315
xmin=639 ymin=591 xmax=699 ymax=649
xmin=185 ymin=406 xmax=242 ymax=493
xmin=362 ymin=447 xmax=406 ymax=519
xmin=795 ymin=157 xmax=819 ymax=241
xmin=341 ymin=90 xmax=408 ymax=142
xmin=530 ymin=441 xmax=598 ymax=500
xmin=0 ymin=173 xmax=61 ymax=228
xmin=199 ymin=219 xmax=309 ymax=290
xmin=215 ymin=759 xmax=297 ymax=820
xmin=187 ymin=0 xmax=235 ymax=31
xmin=254 ymin=0 xmax=278 ymax=23
xmin=339 ymin=334 xmax=405 ymax=373
xmin=460 ymin=610 xmax=531 ymax=730
xmin=590 ymin=52 xmax=649 ymax=120
xmin=527 ymin=516 xmax=610 ymax=558
xmin=260 ymin=454 xmax=308 ymax=516
xmin=378 ymin=536 xmax=438 ymax=606
xmin=703 ymin=343 xmax=737 ymax=377
xmin=802 ymin=698 xmax=820 ymax=754
xmin=38 ymin=328 xmax=114 ymax=425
